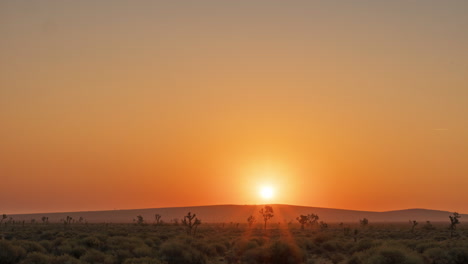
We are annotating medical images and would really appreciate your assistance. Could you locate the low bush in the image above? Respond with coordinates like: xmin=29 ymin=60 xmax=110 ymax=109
xmin=268 ymin=240 xmax=304 ymax=264
xmin=361 ymin=244 xmax=424 ymax=264
xmin=2 ymin=222 xmax=468 ymax=264
xmin=20 ymin=252 xmax=52 ymax=264
xmin=447 ymin=247 xmax=468 ymax=264
xmin=0 ymin=240 xmax=27 ymax=264
xmin=159 ymin=240 xmax=206 ymax=264
xmin=123 ymin=257 xmax=164 ymax=264
xmin=133 ymin=245 xmax=154 ymax=258
xmin=80 ymin=249 xmax=113 ymax=264
xmin=423 ymin=247 xmax=448 ymax=264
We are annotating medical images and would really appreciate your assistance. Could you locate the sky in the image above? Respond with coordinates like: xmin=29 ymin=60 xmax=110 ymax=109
xmin=1 ymin=0 xmax=467 ymax=214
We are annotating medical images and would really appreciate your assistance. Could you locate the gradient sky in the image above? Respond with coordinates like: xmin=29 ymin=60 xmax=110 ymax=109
xmin=1 ymin=1 xmax=468 ymax=214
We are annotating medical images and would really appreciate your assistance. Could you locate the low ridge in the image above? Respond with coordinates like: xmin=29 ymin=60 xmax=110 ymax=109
xmin=8 ymin=204 xmax=465 ymax=224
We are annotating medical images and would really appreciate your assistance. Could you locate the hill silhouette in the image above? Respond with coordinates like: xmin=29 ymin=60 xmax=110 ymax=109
xmin=8 ymin=205 xmax=464 ymax=224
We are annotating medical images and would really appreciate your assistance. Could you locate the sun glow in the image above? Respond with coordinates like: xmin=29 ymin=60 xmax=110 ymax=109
xmin=259 ymin=186 xmax=274 ymax=200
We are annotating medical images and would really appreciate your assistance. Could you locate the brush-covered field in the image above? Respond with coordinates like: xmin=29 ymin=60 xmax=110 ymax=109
xmin=1 ymin=221 xmax=468 ymax=264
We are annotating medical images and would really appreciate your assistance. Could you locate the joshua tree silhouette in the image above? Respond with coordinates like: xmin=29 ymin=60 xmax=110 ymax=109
xmin=308 ymin=213 xmax=319 ymax=228
xmin=449 ymin=212 xmax=461 ymax=238
xmin=182 ymin=212 xmax=201 ymax=235
xmin=154 ymin=214 xmax=162 ymax=225
xmin=409 ymin=220 xmax=418 ymax=233
xmin=136 ymin=215 xmax=144 ymax=225
xmin=296 ymin=215 xmax=308 ymax=230
xmin=360 ymin=218 xmax=369 ymax=227
xmin=259 ymin=205 xmax=274 ymax=230
xmin=247 ymin=215 xmax=256 ymax=228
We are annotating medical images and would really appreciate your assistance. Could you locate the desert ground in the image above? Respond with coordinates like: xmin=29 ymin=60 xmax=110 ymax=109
xmin=1 ymin=205 xmax=467 ymax=264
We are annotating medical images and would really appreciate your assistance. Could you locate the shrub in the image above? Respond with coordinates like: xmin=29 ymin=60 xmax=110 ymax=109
xmin=321 ymin=241 xmax=337 ymax=252
xmin=39 ymin=231 xmax=56 ymax=240
xmin=363 ymin=245 xmax=423 ymax=264
xmin=70 ymin=246 xmax=87 ymax=259
xmin=249 ymin=237 xmax=266 ymax=247
xmin=14 ymin=240 xmax=46 ymax=254
xmin=347 ymin=255 xmax=362 ymax=264
xmin=52 ymin=254 xmax=82 ymax=264
xmin=144 ymin=238 xmax=156 ymax=248
xmin=20 ymin=252 xmax=52 ymax=264
xmin=241 ymin=247 xmax=269 ymax=264
xmin=232 ymin=239 xmax=259 ymax=256
xmin=150 ymin=237 xmax=162 ymax=249
xmin=114 ymin=249 xmax=133 ymax=263
xmin=314 ymin=234 xmax=330 ymax=244
xmin=133 ymin=245 xmax=154 ymax=258
xmin=196 ymin=242 xmax=217 ymax=257
xmin=447 ymin=247 xmax=468 ymax=264
xmin=350 ymin=239 xmax=375 ymax=253
xmin=123 ymin=257 xmax=164 ymax=264
xmin=82 ymin=236 xmax=103 ymax=249
xmin=414 ymin=242 xmax=439 ymax=253
xmin=39 ymin=240 xmax=53 ymax=253
xmin=52 ymin=237 xmax=66 ymax=248
xmin=268 ymin=240 xmax=304 ymax=264
xmin=159 ymin=240 xmax=206 ymax=264
xmin=423 ymin=247 xmax=448 ymax=264
xmin=367 ymin=248 xmax=407 ymax=264
xmin=212 ymin=242 xmax=227 ymax=255
xmin=80 ymin=249 xmax=112 ymax=264
xmin=0 ymin=240 xmax=27 ymax=264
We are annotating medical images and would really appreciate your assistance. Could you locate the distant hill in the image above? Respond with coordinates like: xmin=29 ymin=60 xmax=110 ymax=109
xmin=8 ymin=205 xmax=465 ymax=224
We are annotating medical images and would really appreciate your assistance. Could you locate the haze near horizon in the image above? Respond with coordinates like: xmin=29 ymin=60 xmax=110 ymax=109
xmin=1 ymin=0 xmax=467 ymax=214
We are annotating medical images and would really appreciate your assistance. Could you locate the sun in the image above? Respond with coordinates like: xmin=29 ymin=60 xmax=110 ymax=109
xmin=259 ymin=186 xmax=274 ymax=200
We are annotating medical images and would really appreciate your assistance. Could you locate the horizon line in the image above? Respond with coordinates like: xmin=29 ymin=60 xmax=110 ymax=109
xmin=6 ymin=203 xmax=464 ymax=216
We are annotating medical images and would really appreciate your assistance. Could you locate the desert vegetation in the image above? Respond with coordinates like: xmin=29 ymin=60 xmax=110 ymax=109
xmin=259 ymin=205 xmax=274 ymax=230
xmin=1 ymin=211 xmax=467 ymax=264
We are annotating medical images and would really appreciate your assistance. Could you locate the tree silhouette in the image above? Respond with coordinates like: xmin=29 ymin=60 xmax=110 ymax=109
xmin=64 ymin=216 xmax=73 ymax=225
xmin=193 ymin=218 xmax=201 ymax=236
xmin=182 ymin=212 xmax=201 ymax=235
xmin=247 ymin=215 xmax=256 ymax=228
xmin=360 ymin=218 xmax=369 ymax=227
xmin=1 ymin=214 xmax=7 ymax=227
xmin=154 ymin=214 xmax=162 ymax=225
xmin=136 ymin=215 xmax=144 ymax=225
xmin=296 ymin=215 xmax=308 ymax=230
xmin=449 ymin=212 xmax=461 ymax=238
xmin=409 ymin=220 xmax=418 ymax=233
xmin=353 ymin=229 xmax=359 ymax=242
xmin=423 ymin=220 xmax=435 ymax=231
xmin=41 ymin=216 xmax=48 ymax=225
xmin=319 ymin=221 xmax=328 ymax=230
xmin=61 ymin=216 xmax=73 ymax=229
xmin=308 ymin=213 xmax=319 ymax=228
xmin=259 ymin=205 xmax=274 ymax=230
xmin=343 ymin=226 xmax=351 ymax=236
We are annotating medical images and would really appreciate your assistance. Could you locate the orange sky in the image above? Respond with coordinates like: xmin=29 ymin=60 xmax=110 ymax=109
xmin=1 ymin=1 xmax=468 ymax=214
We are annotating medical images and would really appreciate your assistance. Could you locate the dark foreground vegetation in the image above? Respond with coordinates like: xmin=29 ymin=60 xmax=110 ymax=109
xmin=1 ymin=217 xmax=468 ymax=264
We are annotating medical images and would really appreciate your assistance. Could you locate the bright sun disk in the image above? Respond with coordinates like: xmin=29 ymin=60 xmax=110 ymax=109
xmin=259 ymin=186 xmax=274 ymax=200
